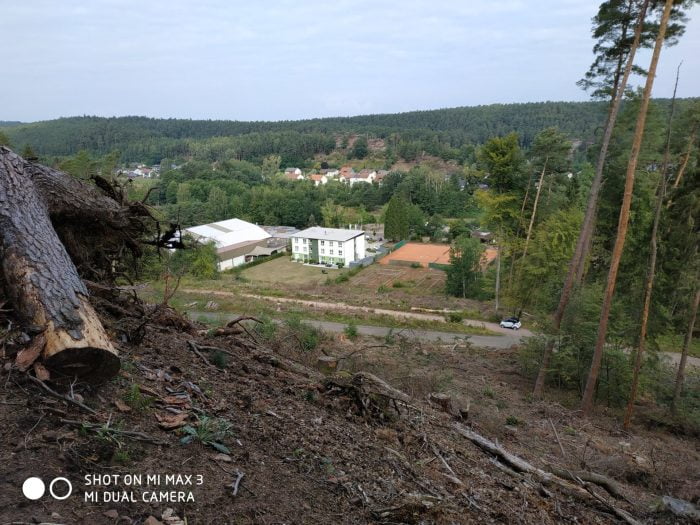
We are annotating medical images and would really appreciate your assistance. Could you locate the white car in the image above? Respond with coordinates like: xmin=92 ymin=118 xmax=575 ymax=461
xmin=500 ymin=317 xmax=522 ymax=330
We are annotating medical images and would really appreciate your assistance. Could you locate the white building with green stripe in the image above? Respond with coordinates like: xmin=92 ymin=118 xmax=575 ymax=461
xmin=291 ymin=227 xmax=365 ymax=266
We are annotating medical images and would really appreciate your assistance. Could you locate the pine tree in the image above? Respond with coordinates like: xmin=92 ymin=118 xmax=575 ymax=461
xmin=446 ymin=236 xmax=484 ymax=299
xmin=581 ymin=0 xmax=675 ymax=416
xmin=385 ymin=195 xmax=409 ymax=241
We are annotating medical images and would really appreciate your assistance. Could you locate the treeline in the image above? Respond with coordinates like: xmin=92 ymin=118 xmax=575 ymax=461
xmin=0 ymin=100 xmax=656 ymax=160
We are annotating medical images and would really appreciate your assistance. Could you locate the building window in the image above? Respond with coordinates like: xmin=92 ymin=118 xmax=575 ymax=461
xmin=321 ymin=240 xmax=325 ymax=245
xmin=338 ymin=250 xmax=343 ymax=256
xmin=330 ymin=250 xmax=334 ymax=255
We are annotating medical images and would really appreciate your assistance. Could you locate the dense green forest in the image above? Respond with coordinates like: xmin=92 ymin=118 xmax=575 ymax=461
xmin=3 ymin=99 xmax=696 ymax=167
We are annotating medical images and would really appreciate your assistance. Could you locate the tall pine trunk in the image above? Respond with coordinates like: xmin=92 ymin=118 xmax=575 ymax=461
xmin=532 ymin=0 xmax=649 ymax=398
xmin=672 ymin=286 xmax=700 ymax=414
xmin=521 ymin=158 xmax=547 ymax=262
xmin=581 ymin=0 xmax=674 ymax=416
xmin=623 ymin=64 xmax=680 ymax=429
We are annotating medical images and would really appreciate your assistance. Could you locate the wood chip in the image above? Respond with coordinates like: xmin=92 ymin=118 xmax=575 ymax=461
xmin=114 ymin=399 xmax=132 ymax=412
xmin=15 ymin=334 xmax=45 ymax=371
xmin=155 ymin=412 xmax=188 ymax=430
xmin=33 ymin=362 xmax=50 ymax=381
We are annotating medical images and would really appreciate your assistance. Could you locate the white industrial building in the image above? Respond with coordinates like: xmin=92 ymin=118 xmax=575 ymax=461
xmin=291 ymin=227 xmax=366 ymax=266
xmin=186 ymin=218 xmax=286 ymax=270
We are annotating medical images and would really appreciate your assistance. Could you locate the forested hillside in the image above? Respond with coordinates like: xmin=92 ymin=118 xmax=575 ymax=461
xmin=2 ymin=100 xmax=683 ymax=162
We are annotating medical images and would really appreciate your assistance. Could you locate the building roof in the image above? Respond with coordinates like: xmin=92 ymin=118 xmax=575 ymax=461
xmin=186 ymin=218 xmax=271 ymax=249
xmin=261 ymin=225 xmax=299 ymax=238
xmin=293 ymin=227 xmax=364 ymax=242
xmin=309 ymin=174 xmax=325 ymax=181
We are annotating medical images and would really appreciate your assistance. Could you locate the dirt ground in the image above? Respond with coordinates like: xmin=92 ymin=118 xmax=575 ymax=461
xmin=1 ymin=309 xmax=698 ymax=524
xmin=379 ymin=243 xmax=451 ymax=267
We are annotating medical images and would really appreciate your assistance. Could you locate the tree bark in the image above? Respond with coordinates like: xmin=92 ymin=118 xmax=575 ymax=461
xmin=532 ymin=0 xmax=649 ymax=399
xmin=672 ymin=286 xmax=699 ymax=414
xmin=0 ymin=147 xmax=124 ymax=380
xmin=521 ymin=158 xmax=547 ymax=262
xmin=623 ymin=63 xmax=680 ymax=429
xmin=581 ymin=0 xmax=674 ymax=416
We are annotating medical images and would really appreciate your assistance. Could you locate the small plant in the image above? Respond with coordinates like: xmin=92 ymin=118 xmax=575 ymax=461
xmin=377 ymin=285 xmax=390 ymax=293
xmin=180 ymin=415 xmax=233 ymax=454
xmin=210 ymin=350 xmax=229 ymax=369
xmin=334 ymin=273 xmax=350 ymax=284
xmin=112 ymin=448 xmax=132 ymax=465
xmin=410 ymin=262 xmax=422 ymax=268
xmin=344 ymin=322 xmax=359 ymax=340
xmin=255 ymin=314 xmax=277 ymax=341
xmin=483 ymin=386 xmax=495 ymax=399
xmin=505 ymin=415 xmax=520 ymax=426
xmin=122 ymin=384 xmax=153 ymax=411
xmin=495 ymin=399 xmax=507 ymax=410
xmin=384 ymin=329 xmax=396 ymax=345
xmin=446 ymin=312 xmax=464 ymax=323
xmin=392 ymin=281 xmax=405 ymax=288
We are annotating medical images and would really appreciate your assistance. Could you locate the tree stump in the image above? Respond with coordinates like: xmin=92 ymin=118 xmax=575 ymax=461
xmin=428 ymin=392 xmax=453 ymax=414
xmin=0 ymin=147 xmax=123 ymax=380
xmin=317 ymin=355 xmax=339 ymax=375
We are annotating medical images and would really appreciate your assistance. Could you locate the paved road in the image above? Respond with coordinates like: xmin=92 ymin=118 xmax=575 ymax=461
xmin=182 ymin=288 xmax=533 ymax=338
xmin=187 ymin=310 xmax=522 ymax=349
xmin=182 ymin=289 xmax=699 ymax=365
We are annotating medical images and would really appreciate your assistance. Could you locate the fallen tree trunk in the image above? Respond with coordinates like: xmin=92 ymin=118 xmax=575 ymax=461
xmin=0 ymin=147 xmax=140 ymax=380
xmin=452 ymin=423 xmax=641 ymax=525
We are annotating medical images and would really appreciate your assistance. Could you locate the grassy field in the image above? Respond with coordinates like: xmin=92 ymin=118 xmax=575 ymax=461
xmin=657 ymin=333 xmax=700 ymax=358
xmin=241 ymin=257 xmax=348 ymax=285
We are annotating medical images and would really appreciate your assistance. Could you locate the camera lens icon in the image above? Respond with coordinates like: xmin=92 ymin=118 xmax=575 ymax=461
xmin=22 ymin=477 xmax=72 ymax=500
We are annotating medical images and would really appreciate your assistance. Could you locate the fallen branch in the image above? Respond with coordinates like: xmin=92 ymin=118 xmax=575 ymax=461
xmin=546 ymin=465 xmax=627 ymax=501
xmin=231 ymin=470 xmax=245 ymax=496
xmin=60 ymin=418 xmax=169 ymax=445
xmin=186 ymin=340 xmax=216 ymax=369
xmin=453 ymin=423 xmax=640 ymax=525
xmin=548 ymin=418 xmax=566 ymax=458
xmin=27 ymin=375 xmax=97 ymax=415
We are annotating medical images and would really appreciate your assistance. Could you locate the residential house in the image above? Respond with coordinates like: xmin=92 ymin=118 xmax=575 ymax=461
xmin=291 ymin=227 xmax=366 ymax=266
xmin=320 ymin=168 xmax=339 ymax=178
xmin=339 ymin=166 xmax=355 ymax=182
xmin=352 ymin=169 xmax=376 ymax=185
xmin=309 ymin=174 xmax=328 ymax=186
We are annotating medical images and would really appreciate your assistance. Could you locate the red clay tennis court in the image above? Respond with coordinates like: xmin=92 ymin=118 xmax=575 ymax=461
xmin=379 ymin=242 xmax=451 ymax=267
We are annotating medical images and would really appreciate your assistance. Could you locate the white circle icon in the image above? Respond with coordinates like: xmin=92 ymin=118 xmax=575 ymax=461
xmin=49 ymin=477 xmax=72 ymax=500
xmin=22 ymin=477 xmax=45 ymax=500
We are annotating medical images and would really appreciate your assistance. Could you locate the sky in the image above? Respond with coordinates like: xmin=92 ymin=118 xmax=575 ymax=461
xmin=1 ymin=0 xmax=698 ymax=123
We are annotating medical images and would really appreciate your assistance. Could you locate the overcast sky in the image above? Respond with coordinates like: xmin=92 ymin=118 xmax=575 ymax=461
xmin=1 ymin=0 xmax=698 ymax=122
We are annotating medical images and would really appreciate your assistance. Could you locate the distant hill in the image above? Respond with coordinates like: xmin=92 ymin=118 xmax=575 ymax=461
xmin=0 ymin=121 xmax=23 ymax=127
xmin=1 ymin=99 xmax=693 ymax=162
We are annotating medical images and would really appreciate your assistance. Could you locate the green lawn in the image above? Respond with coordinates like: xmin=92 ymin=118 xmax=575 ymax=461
xmin=241 ymin=256 xmax=348 ymax=286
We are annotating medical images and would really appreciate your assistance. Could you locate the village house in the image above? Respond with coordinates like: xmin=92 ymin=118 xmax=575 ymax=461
xmin=309 ymin=174 xmax=328 ymax=186
xmin=284 ymin=167 xmax=304 ymax=181
xmin=320 ymin=168 xmax=339 ymax=178
xmin=291 ymin=227 xmax=366 ymax=267
xmin=185 ymin=218 xmax=288 ymax=270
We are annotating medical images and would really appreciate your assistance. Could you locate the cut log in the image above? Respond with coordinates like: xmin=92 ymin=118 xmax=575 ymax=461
xmin=0 ymin=147 xmax=120 ymax=380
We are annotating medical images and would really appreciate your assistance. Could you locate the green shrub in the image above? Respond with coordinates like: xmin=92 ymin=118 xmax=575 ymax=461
xmin=285 ymin=316 xmax=320 ymax=351
xmin=377 ymin=285 xmax=390 ymax=293
xmin=344 ymin=322 xmax=359 ymax=340
xmin=392 ymin=281 xmax=405 ymax=288
xmin=410 ymin=262 xmax=422 ymax=269
xmin=210 ymin=351 xmax=229 ymax=369
xmin=446 ymin=312 xmax=463 ymax=323
xmin=506 ymin=415 xmax=520 ymax=426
